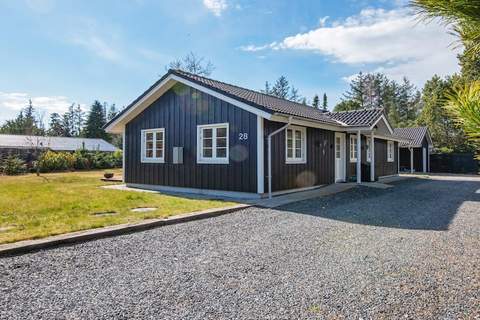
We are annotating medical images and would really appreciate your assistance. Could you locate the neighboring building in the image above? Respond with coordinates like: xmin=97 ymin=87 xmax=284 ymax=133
xmin=0 ymin=134 xmax=117 ymax=163
xmin=394 ymin=127 xmax=433 ymax=173
xmin=105 ymin=69 xmax=410 ymax=199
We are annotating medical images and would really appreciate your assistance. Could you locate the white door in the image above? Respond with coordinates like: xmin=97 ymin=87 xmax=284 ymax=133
xmin=335 ymin=133 xmax=346 ymax=182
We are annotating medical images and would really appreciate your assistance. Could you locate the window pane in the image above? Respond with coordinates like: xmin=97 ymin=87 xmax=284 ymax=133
xmin=146 ymin=141 xmax=153 ymax=150
xmin=203 ymin=138 xmax=212 ymax=148
xmin=146 ymin=149 xmax=153 ymax=158
xmin=295 ymin=130 xmax=301 ymax=140
xmin=287 ymin=138 xmax=293 ymax=148
xmin=203 ymin=148 xmax=212 ymax=158
xmin=146 ymin=132 xmax=153 ymax=141
xmin=155 ymin=149 xmax=163 ymax=158
xmin=203 ymin=128 xmax=212 ymax=138
xmin=295 ymin=138 xmax=302 ymax=148
xmin=156 ymin=140 xmax=163 ymax=149
xmin=287 ymin=129 xmax=292 ymax=139
xmin=295 ymin=148 xmax=301 ymax=158
xmin=217 ymin=137 xmax=227 ymax=148
xmin=216 ymin=127 xmax=227 ymax=138
xmin=287 ymin=148 xmax=293 ymax=158
xmin=216 ymin=148 xmax=227 ymax=158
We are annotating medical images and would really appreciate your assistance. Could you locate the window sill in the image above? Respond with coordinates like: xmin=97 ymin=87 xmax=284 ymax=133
xmin=285 ymin=159 xmax=307 ymax=164
xmin=387 ymin=159 xmax=394 ymax=163
xmin=349 ymin=159 xmax=357 ymax=163
xmin=197 ymin=159 xmax=229 ymax=165
xmin=141 ymin=158 xmax=165 ymax=163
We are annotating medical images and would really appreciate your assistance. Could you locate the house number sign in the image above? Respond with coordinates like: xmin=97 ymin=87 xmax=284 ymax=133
xmin=239 ymin=133 xmax=248 ymax=140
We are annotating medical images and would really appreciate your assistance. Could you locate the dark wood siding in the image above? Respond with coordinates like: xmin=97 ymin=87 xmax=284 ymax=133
xmin=374 ymin=139 xmax=398 ymax=178
xmin=125 ymin=83 xmax=258 ymax=193
xmin=346 ymin=134 xmax=398 ymax=181
xmin=399 ymin=136 xmax=429 ymax=172
xmin=263 ymin=120 xmax=335 ymax=192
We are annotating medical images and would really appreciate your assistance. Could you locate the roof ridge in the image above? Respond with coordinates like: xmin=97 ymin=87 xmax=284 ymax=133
xmin=327 ymin=107 xmax=384 ymax=114
xmin=171 ymin=69 xmax=331 ymax=116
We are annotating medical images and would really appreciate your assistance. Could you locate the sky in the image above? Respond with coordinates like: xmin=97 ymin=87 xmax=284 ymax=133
xmin=0 ymin=0 xmax=461 ymax=126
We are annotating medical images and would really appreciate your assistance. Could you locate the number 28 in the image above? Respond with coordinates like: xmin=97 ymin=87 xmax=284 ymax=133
xmin=239 ymin=133 xmax=248 ymax=140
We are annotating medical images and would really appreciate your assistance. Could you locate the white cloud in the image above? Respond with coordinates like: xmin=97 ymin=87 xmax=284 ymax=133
xmin=242 ymin=8 xmax=461 ymax=86
xmin=71 ymin=34 xmax=123 ymax=63
xmin=318 ymin=16 xmax=329 ymax=27
xmin=0 ymin=92 xmax=84 ymax=125
xmin=203 ymin=0 xmax=227 ymax=16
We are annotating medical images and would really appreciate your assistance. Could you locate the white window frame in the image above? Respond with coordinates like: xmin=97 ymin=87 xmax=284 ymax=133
xmin=197 ymin=123 xmax=229 ymax=164
xmin=285 ymin=126 xmax=307 ymax=164
xmin=387 ymin=141 xmax=395 ymax=162
xmin=141 ymin=128 xmax=165 ymax=163
xmin=349 ymin=135 xmax=358 ymax=163
xmin=366 ymin=139 xmax=371 ymax=162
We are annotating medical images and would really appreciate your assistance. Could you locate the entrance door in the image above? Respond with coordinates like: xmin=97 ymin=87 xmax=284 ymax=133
xmin=335 ymin=133 xmax=346 ymax=182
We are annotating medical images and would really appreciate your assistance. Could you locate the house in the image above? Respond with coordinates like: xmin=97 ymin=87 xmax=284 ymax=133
xmin=105 ymin=69 xmax=410 ymax=199
xmin=0 ymin=134 xmax=117 ymax=163
xmin=0 ymin=134 xmax=117 ymax=152
xmin=393 ymin=127 xmax=433 ymax=173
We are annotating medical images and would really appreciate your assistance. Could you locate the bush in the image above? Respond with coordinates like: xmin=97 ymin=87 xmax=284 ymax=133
xmin=1 ymin=156 xmax=26 ymax=175
xmin=34 ymin=150 xmax=123 ymax=173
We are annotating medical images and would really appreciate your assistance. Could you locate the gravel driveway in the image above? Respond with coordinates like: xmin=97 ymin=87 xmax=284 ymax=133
xmin=1 ymin=176 xmax=479 ymax=319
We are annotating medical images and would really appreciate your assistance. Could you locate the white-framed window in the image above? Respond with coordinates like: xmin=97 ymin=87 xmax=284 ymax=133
xmin=335 ymin=136 xmax=341 ymax=159
xmin=387 ymin=141 xmax=395 ymax=162
xmin=197 ymin=123 xmax=229 ymax=164
xmin=141 ymin=128 xmax=165 ymax=163
xmin=349 ymin=135 xmax=358 ymax=162
xmin=366 ymin=139 xmax=371 ymax=162
xmin=285 ymin=126 xmax=307 ymax=164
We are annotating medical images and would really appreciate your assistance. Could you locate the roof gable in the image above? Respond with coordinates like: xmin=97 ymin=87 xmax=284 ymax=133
xmin=393 ymin=127 xmax=432 ymax=147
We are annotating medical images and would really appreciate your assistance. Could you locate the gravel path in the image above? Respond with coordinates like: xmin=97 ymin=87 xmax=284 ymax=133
xmin=1 ymin=176 xmax=479 ymax=319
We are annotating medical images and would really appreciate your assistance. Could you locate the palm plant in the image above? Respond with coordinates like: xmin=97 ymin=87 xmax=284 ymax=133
xmin=445 ymin=81 xmax=480 ymax=157
xmin=410 ymin=0 xmax=480 ymax=56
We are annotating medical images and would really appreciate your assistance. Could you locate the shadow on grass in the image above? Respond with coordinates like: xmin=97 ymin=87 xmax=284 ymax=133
xmin=275 ymin=177 xmax=480 ymax=231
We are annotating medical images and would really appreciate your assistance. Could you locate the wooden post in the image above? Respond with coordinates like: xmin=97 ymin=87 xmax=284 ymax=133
xmin=370 ymin=133 xmax=375 ymax=181
xmin=357 ymin=131 xmax=361 ymax=184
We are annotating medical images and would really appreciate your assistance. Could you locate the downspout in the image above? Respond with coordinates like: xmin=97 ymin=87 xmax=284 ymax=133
xmin=267 ymin=116 xmax=292 ymax=199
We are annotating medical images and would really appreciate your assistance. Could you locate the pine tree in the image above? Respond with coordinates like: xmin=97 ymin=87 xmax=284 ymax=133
xmin=271 ymin=76 xmax=290 ymax=99
xmin=107 ymin=104 xmax=117 ymax=121
xmin=262 ymin=81 xmax=271 ymax=95
xmin=312 ymin=94 xmax=319 ymax=109
xmin=48 ymin=113 xmax=64 ymax=136
xmin=322 ymin=93 xmax=328 ymax=111
xmin=84 ymin=100 xmax=109 ymax=140
xmin=73 ymin=104 xmax=84 ymax=136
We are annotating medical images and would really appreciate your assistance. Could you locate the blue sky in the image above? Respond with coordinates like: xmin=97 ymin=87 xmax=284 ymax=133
xmin=0 ymin=0 xmax=460 ymax=125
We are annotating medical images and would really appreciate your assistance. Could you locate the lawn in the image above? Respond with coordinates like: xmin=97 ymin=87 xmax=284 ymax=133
xmin=0 ymin=170 xmax=234 ymax=244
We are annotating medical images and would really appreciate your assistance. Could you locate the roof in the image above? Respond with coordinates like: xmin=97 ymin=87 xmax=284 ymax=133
xmin=104 ymin=69 xmax=398 ymax=134
xmin=326 ymin=108 xmax=385 ymax=127
xmin=170 ymin=70 xmax=340 ymax=125
xmin=0 ymin=135 xmax=118 ymax=152
xmin=393 ymin=127 xmax=431 ymax=147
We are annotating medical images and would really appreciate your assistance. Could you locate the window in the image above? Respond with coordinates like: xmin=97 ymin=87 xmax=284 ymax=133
xmin=366 ymin=139 xmax=371 ymax=162
xmin=387 ymin=141 xmax=395 ymax=162
xmin=335 ymin=136 xmax=341 ymax=159
xmin=197 ymin=123 xmax=229 ymax=164
xmin=141 ymin=128 xmax=165 ymax=163
xmin=285 ymin=126 xmax=307 ymax=164
xmin=349 ymin=135 xmax=358 ymax=162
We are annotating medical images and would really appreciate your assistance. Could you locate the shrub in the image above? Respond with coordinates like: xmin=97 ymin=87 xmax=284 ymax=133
xmin=34 ymin=150 xmax=122 ymax=173
xmin=1 ymin=156 xmax=26 ymax=175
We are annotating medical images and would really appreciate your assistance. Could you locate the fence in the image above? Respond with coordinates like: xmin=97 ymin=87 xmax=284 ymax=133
xmin=430 ymin=153 xmax=479 ymax=174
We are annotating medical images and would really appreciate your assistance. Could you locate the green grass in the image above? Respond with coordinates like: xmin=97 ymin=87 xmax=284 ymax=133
xmin=0 ymin=170 xmax=234 ymax=244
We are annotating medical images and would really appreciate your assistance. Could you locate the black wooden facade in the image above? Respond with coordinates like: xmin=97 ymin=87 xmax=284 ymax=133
xmin=263 ymin=120 xmax=335 ymax=192
xmin=345 ymin=134 xmax=399 ymax=181
xmin=124 ymin=83 xmax=258 ymax=193
xmin=399 ymin=136 xmax=429 ymax=172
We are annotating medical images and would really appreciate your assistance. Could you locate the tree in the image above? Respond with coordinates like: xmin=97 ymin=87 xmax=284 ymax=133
xmin=411 ymin=0 xmax=480 ymax=58
xmin=73 ymin=104 xmax=84 ymax=136
xmin=334 ymin=100 xmax=361 ymax=112
xmin=445 ymin=81 xmax=480 ymax=157
xmin=84 ymin=100 xmax=109 ymax=141
xmin=0 ymin=100 xmax=44 ymax=135
xmin=459 ymin=44 xmax=480 ymax=82
xmin=107 ymin=104 xmax=117 ymax=121
xmin=322 ymin=93 xmax=328 ymax=111
xmin=417 ymin=75 xmax=470 ymax=152
xmin=312 ymin=94 xmax=319 ymax=109
xmin=167 ymin=51 xmax=214 ymax=76
xmin=263 ymin=76 xmax=304 ymax=103
xmin=48 ymin=113 xmax=64 ymax=136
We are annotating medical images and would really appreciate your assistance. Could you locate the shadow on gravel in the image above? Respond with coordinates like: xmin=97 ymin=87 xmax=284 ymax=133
xmin=275 ymin=177 xmax=480 ymax=231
